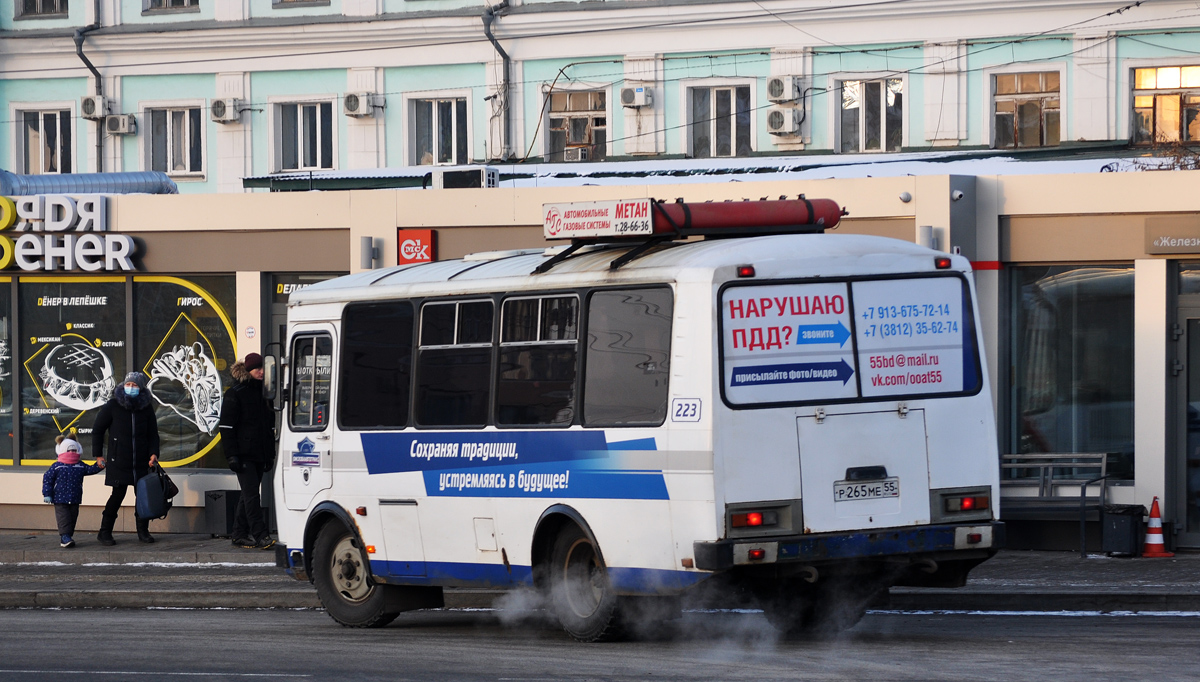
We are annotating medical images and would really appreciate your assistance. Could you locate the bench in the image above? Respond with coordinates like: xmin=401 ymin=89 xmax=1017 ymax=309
xmin=1000 ymin=453 xmax=1111 ymax=557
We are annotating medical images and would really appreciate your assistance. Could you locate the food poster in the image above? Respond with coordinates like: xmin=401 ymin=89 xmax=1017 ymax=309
xmin=853 ymin=277 xmax=971 ymax=398
xmin=20 ymin=278 xmax=126 ymax=463
xmin=721 ymin=283 xmax=858 ymax=405
xmin=134 ymin=277 xmax=237 ymax=468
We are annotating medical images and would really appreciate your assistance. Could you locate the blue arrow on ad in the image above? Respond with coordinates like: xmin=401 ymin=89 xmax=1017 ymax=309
xmin=794 ymin=321 xmax=851 ymax=347
xmin=731 ymin=359 xmax=855 ymax=387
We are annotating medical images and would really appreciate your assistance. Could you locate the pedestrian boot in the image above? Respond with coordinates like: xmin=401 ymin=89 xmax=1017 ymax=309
xmin=97 ymin=511 xmax=117 ymax=546
xmin=136 ymin=517 xmax=155 ymax=544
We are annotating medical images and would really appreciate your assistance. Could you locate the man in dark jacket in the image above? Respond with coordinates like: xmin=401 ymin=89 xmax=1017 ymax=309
xmin=219 ymin=353 xmax=276 ymax=549
xmin=93 ymin=371 xmax=161 ymax=545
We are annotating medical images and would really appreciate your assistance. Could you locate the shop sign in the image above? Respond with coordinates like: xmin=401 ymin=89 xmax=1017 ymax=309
xmin=542 ymin=199 xmax=653 ymax=239
xmin=0 ymin=194 xmax=137 ymax=271
xmin=397 ymin=229 xmax=436 ymax=264
xmin=1146 ymin=216 xmax=1200 ymax=254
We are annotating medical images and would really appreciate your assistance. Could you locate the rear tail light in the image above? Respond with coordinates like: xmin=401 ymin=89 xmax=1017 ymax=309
xmin=731 ymin=510 xmax=780 ymax=528
xmin=736 ymin=265 xmax=756 ymax=278
xmin=747 ymin=548 xmax=767 ymax=561
xmin=945 ymin=495 xmax=990 ymax=512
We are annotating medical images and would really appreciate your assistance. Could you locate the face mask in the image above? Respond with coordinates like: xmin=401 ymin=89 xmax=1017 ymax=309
xmin=124 ymin=386 xmax=140 ymax=397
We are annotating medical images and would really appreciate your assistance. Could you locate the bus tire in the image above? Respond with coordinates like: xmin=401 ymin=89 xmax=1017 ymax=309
xmin=548 ymin=524 xmax=622 ymax=642
xmin=313 ymin=522 xmax=400 ymax=628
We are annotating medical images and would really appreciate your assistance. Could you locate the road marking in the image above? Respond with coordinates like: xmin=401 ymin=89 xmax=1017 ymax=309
xmin=0 ymin=672 xmax=310 ymax=678
xmin=871 ymin=610 xmax=1200 ymax=617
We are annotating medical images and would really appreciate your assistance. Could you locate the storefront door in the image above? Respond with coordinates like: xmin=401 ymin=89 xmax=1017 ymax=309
xmin=1175 ymin=307 xmax=1200 ymax=548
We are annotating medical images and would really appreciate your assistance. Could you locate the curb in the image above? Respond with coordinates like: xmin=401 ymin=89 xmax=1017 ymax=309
xmin=0 ymin=550 xmax=272 ymax=565
xmin=0 ymin=588 xmax=504 ymax=610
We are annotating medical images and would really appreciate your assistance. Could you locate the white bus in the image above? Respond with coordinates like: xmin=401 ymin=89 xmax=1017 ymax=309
xmin=271 ymin=197 xmax=1002 ymax=641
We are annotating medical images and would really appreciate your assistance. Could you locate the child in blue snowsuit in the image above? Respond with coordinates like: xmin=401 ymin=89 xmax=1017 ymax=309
xmin=43 ymin=434 xmax=104 ymax=548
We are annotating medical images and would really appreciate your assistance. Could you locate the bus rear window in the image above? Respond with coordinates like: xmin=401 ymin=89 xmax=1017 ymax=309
xmin=584 ymin=287 xmax=673 ymax=426
xmin=720 ymin=275 xmax=980 ymax=407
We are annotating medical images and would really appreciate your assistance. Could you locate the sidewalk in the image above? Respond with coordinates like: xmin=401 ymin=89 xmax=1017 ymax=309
xmin=2 ymin=530 xmax=1198 ymax=612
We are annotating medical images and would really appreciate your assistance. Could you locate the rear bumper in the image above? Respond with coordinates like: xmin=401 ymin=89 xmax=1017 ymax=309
xmin=693 ymin=521 xmax=1005 ymax=572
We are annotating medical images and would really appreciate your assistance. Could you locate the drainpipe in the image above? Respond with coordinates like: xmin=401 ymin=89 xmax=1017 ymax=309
xmin=482 ymin=0 xmax=511 ymax=161
xmin=74 ymin=21 xmax=104 ymax=172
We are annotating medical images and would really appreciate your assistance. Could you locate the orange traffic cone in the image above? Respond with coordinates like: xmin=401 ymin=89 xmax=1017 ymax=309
xmin=1141 ymin=496 xmax=1174 ymax=558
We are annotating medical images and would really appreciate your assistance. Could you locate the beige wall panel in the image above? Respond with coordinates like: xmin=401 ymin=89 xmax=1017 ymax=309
xmin=112 ymin=192 xmax=352 ymax=232
xmin=834 ymin=217 xmax=916 ymax=242
xmin=435 ymin=226 xmax=547 ymax=260
xmin=995 ymin=171 xmax=1200 ymax=217
xmin=1002 ymin=215 xmax=1152 ymax=262
xmin=131 ymin=230 xmax=350 ymax=272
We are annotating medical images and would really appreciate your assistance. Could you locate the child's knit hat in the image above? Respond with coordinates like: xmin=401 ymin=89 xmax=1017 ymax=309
xmin=55 ymin=434 xmax=82 ymax=465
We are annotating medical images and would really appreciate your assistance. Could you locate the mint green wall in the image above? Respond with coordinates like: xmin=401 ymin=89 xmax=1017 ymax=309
xmin=382 ymin=0 xmax=479 ymax=14
xmin=120 ymin=0 xmax=215 ymax=24
xmin=0 ymin=77 xmax=89 ymax=174
xmin=1 ymin=4 xmax=83 ymax=31
xmin=249 ymin=69 xmax=345 ymax=176
xmin=521 ymin=58 xmax=622 ymax=159
xmin=381 ymin=63 xmax=487 ymax=164
xmin=250 ymin=0 xmax=342 ymax=19
xmin=118 ymin=73 xmax=216 ymax=192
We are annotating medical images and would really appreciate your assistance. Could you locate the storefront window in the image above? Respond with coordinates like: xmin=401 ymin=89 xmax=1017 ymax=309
xmin=1010 ymin=266 xmax=1135 ymax=479
xmin=20 ymin=278 xmax=127 ymax=465
xmin=0 ymin=279 xmax=12 ymax=465
xmin=134 ymin=276 xmax=237 ymax=469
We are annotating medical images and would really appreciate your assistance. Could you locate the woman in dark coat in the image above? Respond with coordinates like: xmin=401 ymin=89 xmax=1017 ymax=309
xmin=92 ymin=371 xmax=160 ymax=545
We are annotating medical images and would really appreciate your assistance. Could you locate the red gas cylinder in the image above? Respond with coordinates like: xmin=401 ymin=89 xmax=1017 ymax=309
xmin=650 ymin=198 xmax=843 ymax=234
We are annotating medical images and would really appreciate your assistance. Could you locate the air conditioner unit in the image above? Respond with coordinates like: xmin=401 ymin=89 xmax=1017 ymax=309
xmin=766 ymin=106 xmax=800 ymax=135
xmin=620 ymin=86 xmax=653 ymax=108
xmin=210 ymin=98 xmax=242 ymax=124
xmin=81 ymin=95 xmax=109 ymax=120
xmin=563 ymin=147 xmax=589 ymax=162
xmin=426 ymin=166 xmax=500 ymax=189
xmin=105 ymin=114 xmax=136 ymax=135
xmin=766 ymin=76 xmax=800 ymax=103
xmin=343 ymin=92 xmax=380 ymax=117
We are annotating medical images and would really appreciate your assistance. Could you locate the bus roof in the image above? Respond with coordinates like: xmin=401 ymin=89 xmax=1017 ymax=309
xmin=289 ymin=234 xmax=966 ymax=308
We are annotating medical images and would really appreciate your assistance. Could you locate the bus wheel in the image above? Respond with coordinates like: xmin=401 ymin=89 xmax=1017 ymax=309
xmin=548 ymin=525 xmax=622 ymax=642
xmin=313 ymin=522 xmax=400 ymax=628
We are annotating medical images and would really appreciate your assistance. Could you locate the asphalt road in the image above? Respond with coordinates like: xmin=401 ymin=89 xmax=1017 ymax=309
xmin=1 ymin=608 xmax=1198 ymax=681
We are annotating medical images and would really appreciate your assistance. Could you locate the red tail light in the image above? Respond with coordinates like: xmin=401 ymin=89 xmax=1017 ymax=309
xmin=731 ymin=510 xmax=779 ymax=528
xmin=935 ymin=256 xmax=952 ymax=269
xmin=945 ymin=495 xmax=990 ymax=512
xmin=747 ymin=548 xmax=766 ymax=561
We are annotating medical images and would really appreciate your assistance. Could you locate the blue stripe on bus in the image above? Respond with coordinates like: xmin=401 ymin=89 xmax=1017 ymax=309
xmin=360 ymin=431 xmax=668 ymax=500
xmin=369 ymin=560 xmax=709 ymax=594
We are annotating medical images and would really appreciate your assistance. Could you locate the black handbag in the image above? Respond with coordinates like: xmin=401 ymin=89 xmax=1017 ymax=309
xmin=135 ymin=464 xmax=178 ymax=520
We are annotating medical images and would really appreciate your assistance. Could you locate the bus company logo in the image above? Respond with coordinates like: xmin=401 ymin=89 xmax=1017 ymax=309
xmin=290 ymin=437 xmax=321 ymax=467
xmin=397 ymin=229 xmax=436 ymax=264
xmin=544 ymin=206 xmax=563 ymax=237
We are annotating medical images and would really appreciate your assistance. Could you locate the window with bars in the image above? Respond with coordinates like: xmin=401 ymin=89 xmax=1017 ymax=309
xmin=148 ymin=107 xmax=203 ymax=175
xmin=1132 ymin=66 xmax=1200 ymax=145
xmin=18 ymin=0 xmax=67 ymax=17
xmin=413 ymin=98 xmax=468 ymax=166
xmin=840 ymin=79 xmax=902 ymax=153
xmin=21 ymin=110 xmax=71 ymax=175
xmin=277 ymin=102 xmax=334 ymax=171
xmin=688 ymin=86 xmax=752 ymax=158
xmin=547 ymin=91 xmax=606 ymax=163
xmin=993 ymin=72 xmax=1060 ymax=149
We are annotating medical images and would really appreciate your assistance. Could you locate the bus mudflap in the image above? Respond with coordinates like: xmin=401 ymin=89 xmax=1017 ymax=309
xmin=693 ymin=521 xmax=1005 ymax=572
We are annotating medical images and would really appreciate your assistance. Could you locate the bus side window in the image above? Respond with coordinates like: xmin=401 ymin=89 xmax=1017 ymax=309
xmin=339 ymin=301 xmax=414 ymax=429
xmin=416 ymin=299 xmax=494 ymax=427
xmin=290 ymin=334 xmax=333 ymax=430
xmin=583 ymin=287 xmax=673 ymax=426
xmin=497 ymin=295 xmax=578 ymax=426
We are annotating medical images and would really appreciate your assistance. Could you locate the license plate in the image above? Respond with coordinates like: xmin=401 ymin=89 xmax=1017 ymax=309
xmin=833 ymin=477 xmax=899 ymax=501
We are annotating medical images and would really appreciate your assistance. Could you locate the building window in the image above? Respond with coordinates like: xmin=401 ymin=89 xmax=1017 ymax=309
xmin=21 ymin=110 xmax=71 ymax=175
xmin=146 ymin=0 xmax=197 ymax=9
xmin=547 ymin=91 xmax=606 ymax=162
xmin=148 ymin=107 xmax=202 ymax=175
xmin=688 ymin=86 xmax=751 ymax=158
xmin=17 ymin=0 xmax=67 ymax=17
xmin=277 ymin=102 xmax=334 ymax=171
xmin=840 ymin=79 xmax=902 ymax=153
xmin=413 ymin=98 xmax=467 ymax=166
xmin=1132 ymin=66 xmax=1200 ymax=145
xmin=1009 ymin=266 xmax=1134 ymax=480
xmin=993 ymin=72 xmax=1060 ymax=149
